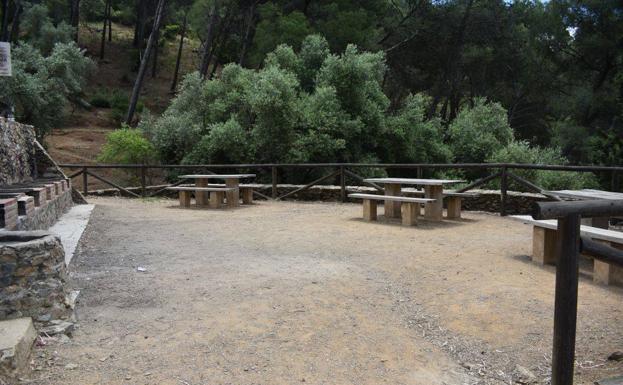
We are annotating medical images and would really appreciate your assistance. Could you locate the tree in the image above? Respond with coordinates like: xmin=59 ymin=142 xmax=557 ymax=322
xmin=125 ymin=0 xmax=166 ymax=124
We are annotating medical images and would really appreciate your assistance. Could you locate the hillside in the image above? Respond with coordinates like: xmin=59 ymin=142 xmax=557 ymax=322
xmin=47 ymin=22 xmax=200 ymax=167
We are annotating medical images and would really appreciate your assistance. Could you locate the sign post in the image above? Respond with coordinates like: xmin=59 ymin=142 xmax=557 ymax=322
xmin=0 ymin=42 xmax=12 ymax=77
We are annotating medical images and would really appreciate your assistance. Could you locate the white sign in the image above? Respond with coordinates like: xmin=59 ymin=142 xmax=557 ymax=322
xmin=0 ymin=42 xmax=11 ymax=76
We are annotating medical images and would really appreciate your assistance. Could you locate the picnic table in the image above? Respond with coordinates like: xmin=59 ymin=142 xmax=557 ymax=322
xmin=178 ymin=174 xmax=256 ymax=207
xmin=364 ymin=178 xmax=464 ymax=221
xmin=550 ymin=189 xmax=623 ymax=228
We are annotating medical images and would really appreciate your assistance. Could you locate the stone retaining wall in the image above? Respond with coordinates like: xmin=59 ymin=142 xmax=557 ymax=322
xmin=16 ymin=190 xmax=73 ymax=231
xmin=0 ymin=231 xmax=70 ymax=321
xmin=90 ymin=184 xmax=552 ymax=215
xmin=0 ymin=118 xmax=36 ymax=186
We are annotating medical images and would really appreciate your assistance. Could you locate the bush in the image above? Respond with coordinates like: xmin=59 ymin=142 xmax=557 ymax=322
xmin=89 ymin=89 xmax=111 ymax=108
xmin=488 ymin=141 xmax=598 ymax=190
xmin=97 ymin=127 xmax=157 ymax=164
xmin=109 ymin=90 xmax=143 ymax=123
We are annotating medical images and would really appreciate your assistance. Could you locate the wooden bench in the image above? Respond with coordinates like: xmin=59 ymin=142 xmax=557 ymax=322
xmin=511 ymin=215 xmax=623 ymax=286
xmin=167 ymin=187 xmax=236 ymax=208
xmin=348 ymin=193 xmax=435 ymax=226
xmin=407 ymin=190 xmax=479 ymax=219
xmin=182 ymin=184 xmax=255 ymax=205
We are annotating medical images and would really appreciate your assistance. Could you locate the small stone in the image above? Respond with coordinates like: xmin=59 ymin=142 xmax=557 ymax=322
xmin=65 ymin=363 xmax=78 ymax=370
xmin=514 ymin=364 xmax=537 ymax=384
xmin=39 ymin=320 xmax=75 ymax=336
xmin=608 ymin=351 xmax=623 ymax=361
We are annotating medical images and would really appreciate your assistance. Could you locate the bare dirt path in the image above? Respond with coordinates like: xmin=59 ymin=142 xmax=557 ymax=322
xmin=30 ymin=198 xmax=622 ymax=385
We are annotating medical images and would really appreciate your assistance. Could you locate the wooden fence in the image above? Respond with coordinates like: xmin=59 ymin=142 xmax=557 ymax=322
xmin=58 ymin=162 xmax=623 ymax=216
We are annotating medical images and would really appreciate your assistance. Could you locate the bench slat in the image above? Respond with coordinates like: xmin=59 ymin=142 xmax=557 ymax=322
xmin=167 ymin=187 xmax=235 ymax=192
xmin=348 ymin=193 xmax=435 ymax=203
xmin=404 ymin=189 xmax=479 ymax=198
xmin=510 ymin=215 xmax=623 ymax=244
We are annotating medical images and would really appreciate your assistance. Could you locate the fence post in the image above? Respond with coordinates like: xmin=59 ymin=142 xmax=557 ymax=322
xmin=340 ymin=166 xmax=346 ymax=202
xmin=551 ymin=214 xmax=581 ymax=385
xmin=82 ymin=167 xmax=88 ymax=195
xmin=611 ymin=170 xmax=618 ymax=192
xmin=500 ymin=166 xmax=508 ymax=216
xmin=140 ymin=165 xmax=147 ymax=197
xmin=271 ymin=166 xmax=278 ymax=199
xmin=417 ymin=166 xmax=423 ymax=179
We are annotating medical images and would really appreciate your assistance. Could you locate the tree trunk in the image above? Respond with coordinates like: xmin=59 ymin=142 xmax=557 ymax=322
xmin=238 ymin=1 xmax=257 ymax=66
xmin=151 ymin=25 xmax=159 ymax=78
xmin=108 ymin=10 xmax=112 ymax=41
xmin=198 ymin=3 xmax=218 ymax=78
xmin=8 ymin=2 xmax=20 ymax=43
xmin=170 ymin=12 xmax=187 ymax=92
xmin=99 ymin=0 xmax=110 ymax=60
xmin=133 ymin=0 xmax=146 ymax=48
xmin=69 ymin=0 xmax=80 ymax=41
xmin=1 ymin=0 xmax=9 ymax=41
xmin=126 ymin=0 xmax=165 ymax=125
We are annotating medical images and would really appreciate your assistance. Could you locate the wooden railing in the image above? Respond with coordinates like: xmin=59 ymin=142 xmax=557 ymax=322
xmin=58 ymin=162 xmax=623 ymax=216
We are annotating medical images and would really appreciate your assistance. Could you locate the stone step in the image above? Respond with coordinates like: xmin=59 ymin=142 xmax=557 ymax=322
xmin=0 ymin=317 xmax=36 ymax=381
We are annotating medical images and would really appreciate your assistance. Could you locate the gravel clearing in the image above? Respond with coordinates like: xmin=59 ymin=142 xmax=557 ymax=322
xmin=28 ymin=197 xmax=622 ymax=385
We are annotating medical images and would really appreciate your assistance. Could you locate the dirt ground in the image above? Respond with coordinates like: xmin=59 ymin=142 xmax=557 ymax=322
xmin=28 ymin=198 xmax=622 ymax=385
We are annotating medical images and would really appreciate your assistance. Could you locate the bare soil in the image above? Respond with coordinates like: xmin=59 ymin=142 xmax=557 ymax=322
xmin=28 ymin=199 xmax=623 ymax=385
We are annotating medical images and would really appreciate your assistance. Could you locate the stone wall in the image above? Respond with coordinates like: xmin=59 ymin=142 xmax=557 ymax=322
xmin=0 ymin=118 xmax=36 ymax=186
xmin=16 ymin=190 xmax=73 ymax=231
xmin=0 ymin=231 xmax=71 ymax=322
xmin=90 ymin=184 xmax=552 ymax=215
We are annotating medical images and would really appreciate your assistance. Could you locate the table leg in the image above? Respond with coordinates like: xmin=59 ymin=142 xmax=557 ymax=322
xmin=225 ymin=179 xmax=240 ymax=207
xmin=384 ymin=183 xmax=401 ymax=218
xmin=195 ymin=179 xmax=208 ymax=206
xmin=424 ymin=185 xmax=443 ymax=221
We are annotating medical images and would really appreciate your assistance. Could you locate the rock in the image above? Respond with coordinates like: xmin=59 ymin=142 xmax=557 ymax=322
xmin=38 ymin=320 xmax=75 ymax=336
xmin=64 ymin=363 xmax=78 ymax=370
xmin=513 ymin=364 xmax=537 ymax=384
xmin=0 ymin=318 xmax=37 ymax=381
xmin=608 ymin=351 xmax=623 ymax=361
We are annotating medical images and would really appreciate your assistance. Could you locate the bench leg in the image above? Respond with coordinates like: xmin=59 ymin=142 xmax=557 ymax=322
xmin=593 ymin=242 xmax=623 ymax=286
xmin=209 ymin=191 xmax=223 ymax=208
xmin=401 ymin=203 xmax=418 ymax=226
xmin=424 ymin=185 xmax=443 ymax=221
xmin=363 ymin=199 xmax=377 ymax=221
xmin=241 ymin=188 xmax=253 ymax=204
xmin=384 ymin=183 xmax=401 ymax=219
xmin=195 ymin=179 xmax=208 ymax=206
xmin=225 ymin=179 xmax=240 ymax=207
xmin=446 ymin=197 xmax=462 ymax=219
xmin=179 ymin=191 xmax=191 ymax=207
xmin=532 ymin=227 xmax=558 ymax=265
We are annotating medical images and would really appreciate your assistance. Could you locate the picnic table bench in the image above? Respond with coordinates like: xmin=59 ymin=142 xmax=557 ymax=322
xmin=348 ymin=193 xmax=435 ymax=226
xmin=406 ymin=190 xmax=479 ymax=219
xmin=364 ymin=178 xmax=464 ymax=221
xmin=176 ymin=174 xmax=256 ymax=208
xmin=167 ymin=186 xmax=235 ymax=208
xmin=511 ymin=215 xmax=623 ymax=286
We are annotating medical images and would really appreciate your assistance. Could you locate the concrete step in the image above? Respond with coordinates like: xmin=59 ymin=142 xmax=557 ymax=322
xmin=0 ymin=317 xmax=36 ymax=381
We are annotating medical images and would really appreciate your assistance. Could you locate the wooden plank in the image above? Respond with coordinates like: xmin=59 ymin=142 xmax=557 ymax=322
xmin=364 ymin=178 xmax=464 ymax=185
xmin=348 ymin=194 xmax=434 ymax=203
xmin=167 ymin=187 xmax=235 ymax=192
xmin=511 ymin=215 xmax=623 ymax=244
xmin=178 ymin=174 xmax=256 ymax=179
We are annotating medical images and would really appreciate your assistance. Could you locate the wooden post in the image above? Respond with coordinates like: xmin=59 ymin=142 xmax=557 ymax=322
xmin=533 ymin=227 xmax=559 ymax=265
xmin=225 ymin=179 xmax=240 ymax=207
xmin=500 ymin=166 xmax=508 ymax=216
xmin=340 ymin=166 xmax=346 ymax=202
xmin=271 ymin=166 xmax=278 ymax=199
xmin=241 ymin=187 xmax=253 ymax=204
xmin=179 ymin=191 xmax=191 ymax=207
xmin=424 ymin=185 xmax=443 ymax=221
xmin=140 ymin=165 xmax=146 ymax=197
xmin=384 ymin=183 xmax=401 ymax=218
xmin=195 ymin=179 xmax=208 ymax=206
xmin=446 ymin=197 xmax=462 ymax=219
xmin=82 ymin=167 xmax=88 ymax=195
xmin=401 ymin=203 xmax=418 ymax=226
xmin=209 ymin=191 xmax=222 ymax=208
xmin=551 ymin=214 xmax=581 ymax=385
xmin=363 ymin=199 xmax=377 ymax=221
xmin=416 ymin=166 xmax=423 ymax=179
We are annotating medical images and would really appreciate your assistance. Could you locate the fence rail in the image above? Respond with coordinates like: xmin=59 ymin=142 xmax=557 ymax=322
xmin=57 ymin=162 xmax=623 ymax=215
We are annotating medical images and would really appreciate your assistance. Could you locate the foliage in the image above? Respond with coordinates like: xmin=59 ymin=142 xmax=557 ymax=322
xmin=97 ymin=126 xmax=157 ymax=164
xmin=21 ymin=4 xmax=74 ymax=55
xmin=448 ymin=99 xmax=513 ymax=164
xmin=488 ymin=141 xmax=598 ymax=190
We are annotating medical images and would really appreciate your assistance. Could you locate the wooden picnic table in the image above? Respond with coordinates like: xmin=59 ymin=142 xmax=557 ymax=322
xmin=550 ymin=189 xmax=623 ymax=228
xmin=364 ymin=178 xmax=464 ymax=221
xmin=178 ymin=174 xmax=256 ymax=207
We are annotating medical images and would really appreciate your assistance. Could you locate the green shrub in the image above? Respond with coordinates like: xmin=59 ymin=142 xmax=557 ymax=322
xmin=162 ymin=24 xmax=181 ymax=41
xmin=488 ymin=141 xmax=598 ymax=190
xmin=109 ymin=91 xmax=143 ymax=122
xmin=89 ymin=89 xmax=111 ymax=108
xmin=97 ymin=127 xmax=157 ymax=164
